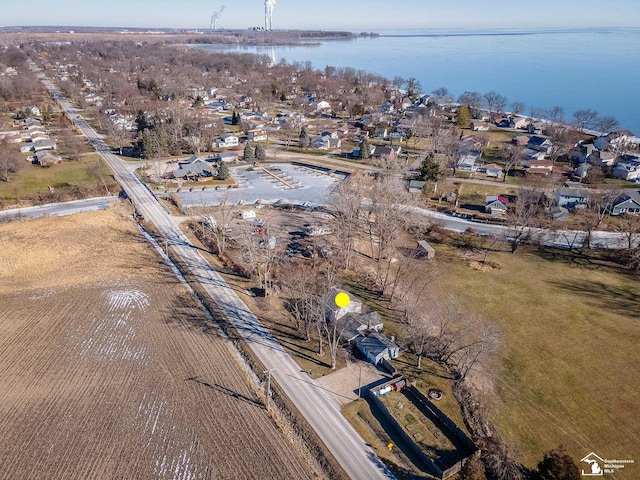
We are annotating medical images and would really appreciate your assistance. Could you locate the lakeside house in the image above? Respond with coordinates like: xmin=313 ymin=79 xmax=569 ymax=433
xmin=612 ymin=156 xmax=640 ymax=182
xmin=610 ymin=190 xmax=640 ymax=215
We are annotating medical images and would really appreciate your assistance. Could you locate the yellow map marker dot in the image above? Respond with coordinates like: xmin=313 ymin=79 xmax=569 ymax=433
xmin=335 ymin=292 xmax=350 ymax=308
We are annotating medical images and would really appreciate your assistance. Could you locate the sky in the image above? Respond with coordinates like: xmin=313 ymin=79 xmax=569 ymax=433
xmin=3 ymin=0 xmax=640 ymax=31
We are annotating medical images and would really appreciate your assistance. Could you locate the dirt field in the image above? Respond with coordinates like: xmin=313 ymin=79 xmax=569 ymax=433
xmin=0 ymin=204 xmax=316 ymax=479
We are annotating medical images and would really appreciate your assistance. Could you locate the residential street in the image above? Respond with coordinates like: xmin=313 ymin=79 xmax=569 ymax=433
xmin=29 ymin=60 xmax=393 ymax=480
xmin=0 ymin=196 xmax=117 ymax=222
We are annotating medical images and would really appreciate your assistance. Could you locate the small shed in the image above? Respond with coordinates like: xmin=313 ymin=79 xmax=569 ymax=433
xmin=417 ymin=240 xmax=435 ymax=259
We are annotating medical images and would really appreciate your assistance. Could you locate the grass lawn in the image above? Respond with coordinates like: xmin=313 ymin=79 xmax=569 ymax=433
xmin=0 ymin=155 xmax=114 ymax=204
xmin=426 ymin=239 xmax=640 ymax=467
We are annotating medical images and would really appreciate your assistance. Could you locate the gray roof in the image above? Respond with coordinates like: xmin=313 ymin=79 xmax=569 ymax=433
xmin=357 ymin=332 xmax=397 ymax=358
xmin=173 ymin=162 xmax=214 ymax=178
xmin=343 ymin=311 xmax=383 ymax=341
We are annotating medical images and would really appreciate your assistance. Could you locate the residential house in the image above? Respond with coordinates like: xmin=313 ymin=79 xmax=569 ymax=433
xmin=23 ymin=117 xmax=42 ymax=129
xmin=604 ymin=130 xmax=636 ymax=149
xmin=325 ymin=288 xmax=362 ymax=322
xmin=311 ymin=135 xmax=341 ymax=150
xmin=555 ymin=187 xmax=591 ymax=210
xmin=342 ymin=311 xmax=384 ymax=343
xmin=472 ymin=122 xmax=490 ymax=132
xmin=380 ymin=102 xmax=395 ymax=114
xmin=372 ymin=145 xmax=401 ymax=161
xmin=247 ymin=128 xmax=267 ymax=142
xmin=485 ymin=195 xmax=508 ymax=216
xmin=213 ymin=133 xmax=239 ymax=149
xmin=458 ymin=151 xmax=482 ymax=172
xmin=356 ymin=333 xmax=400 ymax=365
xmin=523 ymin=148 xmax=547 ymax=161
xmin=215 ymin=151 xmax=238 ymax=164
xmin=612 ymin=157 xmax=640 ymax=182
xmin=528 ymin=136 xmax=553 ymax=153
xmin=512 ymin=135 xmax=530 ymax=147
xmin=508 ymin=116 xmax=529 ymax=129
xmin=313 ymin=100 xmax=332 ymax=113
xmin=407 ymin=180 xmax=426 ymax=193
xmin=525 ymin=159 xmax=554 ymax=175
xmin=484 ymin=163 xmax=504 ymax=179
xmin=21 ymin=105 xmax=41 ymax=117
xmin=35 ymin=150 xmax=62 ymax=167
xmin=591 ymin=151 xmax=617 ymax=167
xmin=570 ymin=142 xmax=597 ymax=163
xmin=321 ymin=129 xmax=339 ymax=139
xmin=19 ymin=142 xmax=34 ymax=153
xmin=0 ymin=132 xmax=22 ymax=144
xmin=32 ymin=139 xmax=57 ymax=152
xmin=372 ymin=127 xmax=388 ymax=140
xmin=610 ymin=190 xmax=640 ymax=215
xmin=528 ymin=121 xmax=544 ymax=135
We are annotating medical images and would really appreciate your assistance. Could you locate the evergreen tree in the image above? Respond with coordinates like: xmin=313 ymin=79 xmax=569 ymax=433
xmin=254 ymin=143 xmax=266 ymax=161
xmin=231 ymin=110 xmax=240 ymax=125
xmin=532 ymin=447 xmax=580 ymax=480
xmin=456 ymin=104 xmax=472 ymax=129
xmin=299 ymin=125 xmax=310 ymax=148
xmin=217 ymin=161 xmax=230 ymax=180
xmin=359 ymin=138 xmax=371 ymax=159
xmin=243 ymin=142 xmax=255 ymax=162
xmin=135 ymin=109 xmax=149 ymax=133
xmin=418 ymin=153 xmax=443 ymax=182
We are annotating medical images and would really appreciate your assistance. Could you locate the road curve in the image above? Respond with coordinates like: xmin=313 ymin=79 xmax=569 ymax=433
xmin=29 ymin=60 xmax=393 ymax=480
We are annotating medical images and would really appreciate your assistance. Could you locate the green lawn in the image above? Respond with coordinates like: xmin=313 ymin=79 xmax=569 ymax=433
xmin=427 ymin=241 xmax=639 ymax=467
xmin=0 ymin=155 xmax=113 ymax=204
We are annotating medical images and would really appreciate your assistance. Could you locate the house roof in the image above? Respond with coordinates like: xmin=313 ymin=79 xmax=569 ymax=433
xmin=528 ymin=135 xmax=551 ymax=146
xmin=357 ymin=332 xmax=397 ymax=359
xmin=343 ymin=311 xmax=383 ymax=342
xmin=173 ymin=162 xmax=214 ymax=178
xmin=613 ymin=190 xmax=640 ymax=209
xmin=556 ymin=187 xmax=591 ymax=198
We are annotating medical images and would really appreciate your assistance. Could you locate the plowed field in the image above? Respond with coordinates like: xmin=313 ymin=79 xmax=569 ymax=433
xmin=0 ymin=205 xmax=315 ymax=479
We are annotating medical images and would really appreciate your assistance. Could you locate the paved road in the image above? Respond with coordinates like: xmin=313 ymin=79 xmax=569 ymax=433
xmin=0 ymin=196 xmax=117 ymax=222
xmin=412 ymin=207 xmax=637 ymax=249
xmin=30 ymin=61 xmax=393 ymax=480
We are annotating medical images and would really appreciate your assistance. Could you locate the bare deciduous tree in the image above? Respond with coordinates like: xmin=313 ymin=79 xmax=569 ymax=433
xmin=505 ymin=187 xmax=545 ymax=253
xmin=330 ymin=174 xmax=367 ymax=270
xmin=0 ymin=140 xmax=24 ymax=182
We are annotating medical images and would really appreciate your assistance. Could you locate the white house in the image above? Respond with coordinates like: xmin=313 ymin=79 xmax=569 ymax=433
xmin=313 ymin=100 xmax=331 ymax=113
xmin=214 ymin=134 xmax=239 ymax=148
xmin=613 ymin=158 xmax=640 ymax=182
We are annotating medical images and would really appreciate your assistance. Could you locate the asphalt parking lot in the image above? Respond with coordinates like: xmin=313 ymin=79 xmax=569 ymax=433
xmin=173 ymin=163 xmax=346 ymax=208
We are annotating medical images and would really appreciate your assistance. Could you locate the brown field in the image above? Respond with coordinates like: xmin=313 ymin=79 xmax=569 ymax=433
xmin=0 ymin=204 xmax=316 ymax=479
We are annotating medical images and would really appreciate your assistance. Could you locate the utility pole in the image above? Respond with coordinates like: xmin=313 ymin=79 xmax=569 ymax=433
xmin=264 ymin=369 xmax=274 ymax=409
xmin=358 ymin=363 xmax=362 ymax=400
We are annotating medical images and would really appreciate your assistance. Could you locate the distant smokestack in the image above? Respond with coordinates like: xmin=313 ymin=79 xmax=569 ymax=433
xmin=264 ymin=0 xmax=276 ymax=30
xmin=210 ymin=5 xmax=226 ymax=30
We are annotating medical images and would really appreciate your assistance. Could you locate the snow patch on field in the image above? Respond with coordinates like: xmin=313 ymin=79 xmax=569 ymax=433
xmin=28 ymin=290 xmax=56 ymax=300
xmin=136 ymin=393 xmax=200 ymax=479
xmin=73 ymin=289 xmax=150 ymax=363
xmin=107 ymin=289 xmax=149 ymax=312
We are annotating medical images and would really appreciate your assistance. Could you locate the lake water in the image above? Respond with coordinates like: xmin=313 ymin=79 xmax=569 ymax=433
xmin=193 ymin=28 xmax=640 ymax=134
